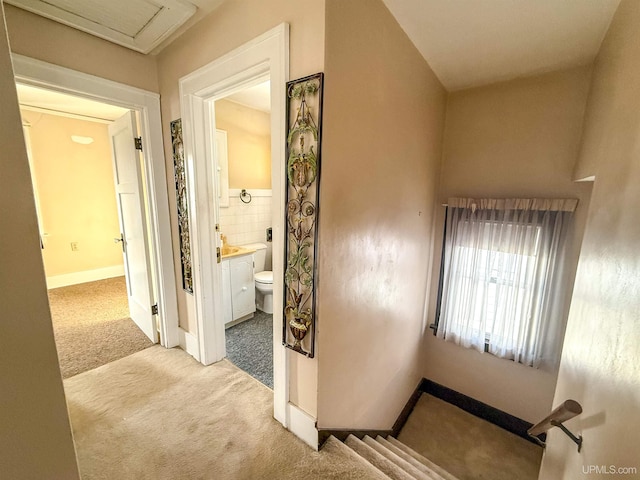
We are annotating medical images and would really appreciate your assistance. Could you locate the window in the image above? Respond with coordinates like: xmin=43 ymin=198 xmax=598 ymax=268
xmin=433 ymin=198 xmax=577 ymax=369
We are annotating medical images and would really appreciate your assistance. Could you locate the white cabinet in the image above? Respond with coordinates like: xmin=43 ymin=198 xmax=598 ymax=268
xmin=222 ymin=253 xmax=255 ymax=325
xmin=221 ymin=260 xmax=232 ymax=325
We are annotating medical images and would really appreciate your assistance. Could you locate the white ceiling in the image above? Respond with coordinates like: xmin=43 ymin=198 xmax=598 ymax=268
xmin=7 ymin=0 xmax=622 ymax=90
xmin=16 ymin=84 xmax=129 ymax=123
xmin=224 ymin=81 xmax=271 ymax=113
xmin=382 ymin=0 xmax=621 ymax=91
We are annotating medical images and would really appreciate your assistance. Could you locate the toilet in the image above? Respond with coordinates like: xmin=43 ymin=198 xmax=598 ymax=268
xmin=241 ymin=243 xmax=273 ymax=314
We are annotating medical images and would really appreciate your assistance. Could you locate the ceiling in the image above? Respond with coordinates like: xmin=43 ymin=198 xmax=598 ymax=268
xmin=16 ymin=84 xmax=129 ymax=123
xmin=224 ymin=81 xmax=271 ymax=113
xmin=151 ymin=0 xmax=226 ymax=54
xmin=382 ymin=0 xmax=621 ymax=90
xmin=4 ymin=0 xmax=202 ymax=54
xmin=6 ymin=0 xmax=622 ymax=90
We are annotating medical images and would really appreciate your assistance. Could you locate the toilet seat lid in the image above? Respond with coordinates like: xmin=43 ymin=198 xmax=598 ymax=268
xmin=255 ymin=271 xmax=273 ymax=283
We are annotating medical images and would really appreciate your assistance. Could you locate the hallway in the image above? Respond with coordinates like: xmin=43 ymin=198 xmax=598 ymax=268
xmin=63 ymin=346 xmax=376 ymax=479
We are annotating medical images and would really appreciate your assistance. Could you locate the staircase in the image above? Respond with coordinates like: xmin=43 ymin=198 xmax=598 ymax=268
xmin=325 ymin=434 xmax=460 ymax=480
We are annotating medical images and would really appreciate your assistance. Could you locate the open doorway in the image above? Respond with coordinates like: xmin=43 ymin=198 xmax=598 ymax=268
xmin=178 ymin=23 xmax=300 ymax=436
xmin=17 ymin=83 xmax=157 ymax=377
xmin=213 ymin=81 xmax=274 ymax=388
xmin=12 ymin=54 xmax=180 ymax=354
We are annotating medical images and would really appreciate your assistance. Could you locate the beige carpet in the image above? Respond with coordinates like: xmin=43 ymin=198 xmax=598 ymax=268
xmin=64 ymin=346 xmax=384 ymax=479
xmin=49 ymin=276 xmax=153 ymax=378
xmin=398 ymin=394 xmax=542 ymax=480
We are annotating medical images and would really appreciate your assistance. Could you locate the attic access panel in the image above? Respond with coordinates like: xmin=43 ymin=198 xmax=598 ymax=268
xmin=5 ymin=0 xmax=196 ymax=54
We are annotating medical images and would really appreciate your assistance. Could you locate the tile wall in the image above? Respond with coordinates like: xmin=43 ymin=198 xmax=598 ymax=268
xmin=219 ymin=190 xmax=272 ymax=247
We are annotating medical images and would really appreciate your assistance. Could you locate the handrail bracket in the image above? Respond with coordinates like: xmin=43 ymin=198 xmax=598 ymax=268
xmin=550 ymin=420 xmax=583 ymax=453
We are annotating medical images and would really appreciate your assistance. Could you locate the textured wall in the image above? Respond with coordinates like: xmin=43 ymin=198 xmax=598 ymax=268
xmin=540 ymin=0 xmax=640 ymax=477
xmin=317 ymin=0 xmax=446 ymax=429
xmin=0 ymin=4 xmax=79 ymax=477
xmin=215 ymin=99 xmax=271 ymax=190
xmin=424 ymin=66 xmax=593 ymax=422
xmin=22 ymin=111 xmax=123 ymax=278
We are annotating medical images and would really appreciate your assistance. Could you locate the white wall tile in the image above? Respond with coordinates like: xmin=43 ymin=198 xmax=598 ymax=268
xmin=219 ymin=191 xmax=273 ymax=251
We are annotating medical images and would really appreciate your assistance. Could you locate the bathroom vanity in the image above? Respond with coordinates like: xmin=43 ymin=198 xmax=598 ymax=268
xmin=221 ymin=248 xmax=256 ymax=326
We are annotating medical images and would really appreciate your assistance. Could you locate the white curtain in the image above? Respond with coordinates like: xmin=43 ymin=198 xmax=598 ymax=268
xmin=436 ymin=198 xmax=577 ymax=369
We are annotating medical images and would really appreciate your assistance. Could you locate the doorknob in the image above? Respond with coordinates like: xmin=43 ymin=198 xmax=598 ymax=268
xmin=114 ymin=234 xmax=125 ymax=252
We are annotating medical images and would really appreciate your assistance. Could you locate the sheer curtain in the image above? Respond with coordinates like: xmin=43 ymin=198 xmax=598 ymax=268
xmin=436 ymin=198 xmax=577 ymax=369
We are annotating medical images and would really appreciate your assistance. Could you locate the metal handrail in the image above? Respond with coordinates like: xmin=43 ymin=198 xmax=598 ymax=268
xmin=527 ymin=400 xmax=583 ymax=452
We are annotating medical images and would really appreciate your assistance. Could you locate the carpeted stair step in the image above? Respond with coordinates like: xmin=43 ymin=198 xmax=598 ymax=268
xmin=376 ymin=436 xmax=451 ymax=480
xmin=345 ymin=435 xmax=415 ymax=480
xmin=387 ymin=436 xmax=460 ymax=480
xmin=322 ymin=436 xmax=391 ymax=479
xmin=363 ymin=435 xmax=433 ymax=479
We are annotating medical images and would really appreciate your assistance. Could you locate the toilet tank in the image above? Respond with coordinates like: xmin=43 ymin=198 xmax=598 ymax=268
xmin=241 ymin=243 xmax=268 ymax=272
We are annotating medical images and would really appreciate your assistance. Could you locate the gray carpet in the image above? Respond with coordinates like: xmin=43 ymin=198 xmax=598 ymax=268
xmin=48 ymin=276 xmax=153 ymax=378
xmin=225 ymin=311 xmax=273 ymax=388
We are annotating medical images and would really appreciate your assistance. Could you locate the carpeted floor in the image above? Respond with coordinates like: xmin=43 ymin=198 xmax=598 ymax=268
xmin=398 ymin=394 xmax=543 ymax=480
xmin=225 ymin=311 xmax=273 ymax=388
xmin=64 ymin=346 xmax=382 ymax=479
xmin=48 ymin=276 xmax=153 ymax=378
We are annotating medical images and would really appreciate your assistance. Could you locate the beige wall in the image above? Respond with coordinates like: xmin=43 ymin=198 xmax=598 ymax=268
xmin=22 ymin=111 xmax=123 ymax=277
xmin=424 ymin=66 xmax=593 ymax=423
xmin=4 ymin=4 xmax=158 ymax=92
xmin=0 ymin=4 xmax=79 ymax=477
xmin=156 ymin=0 xmax=325 ymax=416
xmin=215 ymin=99 xmax=271 ymax=189
xmin=317 ymin=0 xmax=446 ymax=429
xmin=540 ymin=1 xmax=640 ymax=477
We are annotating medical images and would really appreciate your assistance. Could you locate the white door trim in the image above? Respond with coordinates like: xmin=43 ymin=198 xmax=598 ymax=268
xmin=179 ymin=23 xmax=290 ymax=428
xmin=12 ymin=54 xmax=180 ymax=348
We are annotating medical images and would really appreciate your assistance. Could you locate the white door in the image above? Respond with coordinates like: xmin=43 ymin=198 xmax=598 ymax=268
xmin=109 ymin=112 xmax=157 ymax=342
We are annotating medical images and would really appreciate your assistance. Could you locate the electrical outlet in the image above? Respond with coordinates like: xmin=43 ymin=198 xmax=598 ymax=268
xmin=70 ymin=242 xmax=79 ymax=251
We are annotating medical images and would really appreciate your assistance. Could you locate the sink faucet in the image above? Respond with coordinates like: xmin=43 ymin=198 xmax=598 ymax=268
xmin=221 ymin=234 xmax=227 ymax=248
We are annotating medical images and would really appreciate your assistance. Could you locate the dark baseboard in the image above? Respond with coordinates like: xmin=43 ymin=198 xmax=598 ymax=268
xmin=318 ymin=377 xmax=543 ymax=449
xmin=318 ymin=429 xmax=393 ymax=448
xmin=419 ymin=378 xmax=545 ymax=445
xmin=318 ymin=379 xmax=424 ymax=448
xmin=391 ymin=379 xmax=424 ymax=437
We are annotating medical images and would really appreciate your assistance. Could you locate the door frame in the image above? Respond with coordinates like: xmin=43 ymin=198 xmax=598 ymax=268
xmin=179 ymin=24 xmax=290 ymax=429
xmin=12 ymin=54 xmax=180 ymax=348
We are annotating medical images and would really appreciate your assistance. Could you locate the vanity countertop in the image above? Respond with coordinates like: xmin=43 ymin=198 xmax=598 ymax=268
xmin=221 ymin=246 xmax=255 ymax=260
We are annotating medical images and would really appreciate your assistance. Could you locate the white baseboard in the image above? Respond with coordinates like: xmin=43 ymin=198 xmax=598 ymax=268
xmin=46 ymin=265 xmax=125 ymax=289
xmin=178 ymin=327 xmax=200 ymax=362
xmin=288 ymin=403 xmax=318 ymax=450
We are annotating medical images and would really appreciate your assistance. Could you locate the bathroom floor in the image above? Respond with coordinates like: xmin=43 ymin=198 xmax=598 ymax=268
xmin=225 ymin=311 xmax=273 ymax=388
